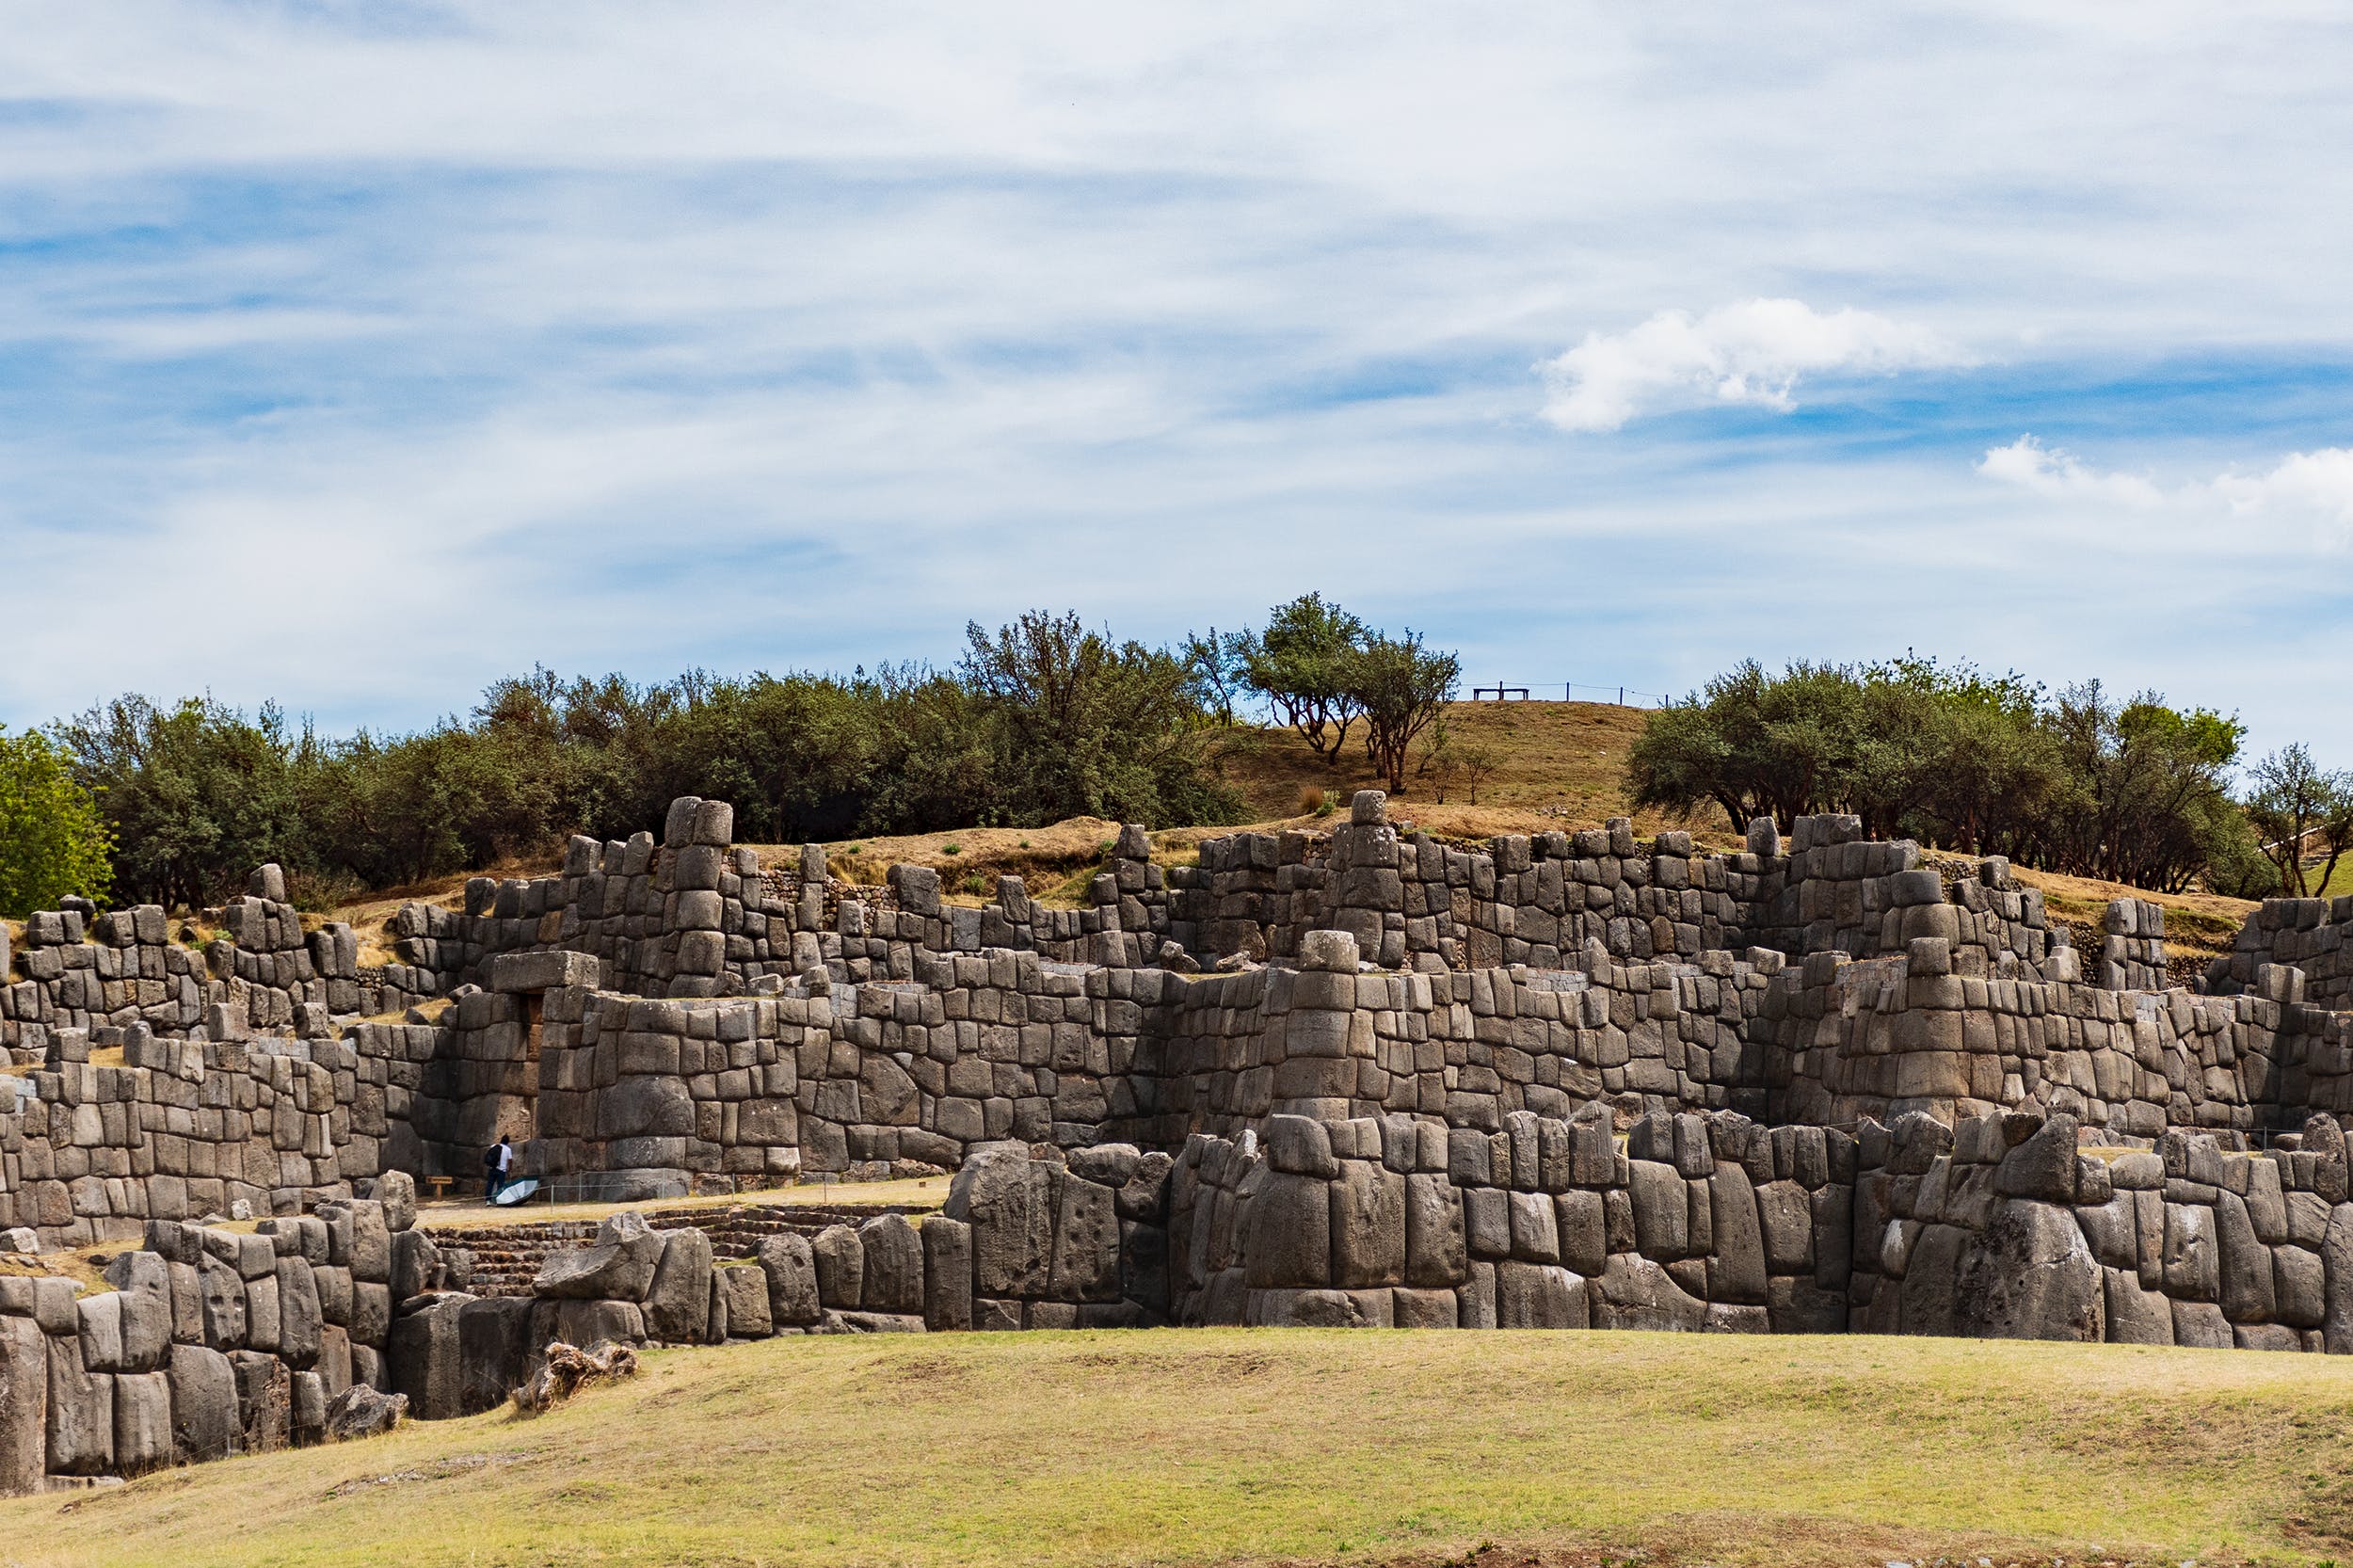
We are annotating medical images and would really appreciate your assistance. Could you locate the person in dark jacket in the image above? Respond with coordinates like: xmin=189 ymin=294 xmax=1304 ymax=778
xmin=484 ymin=1135 xmax=515 ymax=1199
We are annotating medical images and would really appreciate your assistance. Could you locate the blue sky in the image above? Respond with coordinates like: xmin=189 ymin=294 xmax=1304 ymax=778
xmin=3 ymin=3 xmax=2351 ymax=760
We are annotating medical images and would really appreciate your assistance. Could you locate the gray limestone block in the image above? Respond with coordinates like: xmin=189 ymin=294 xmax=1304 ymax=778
xmin=2171 ymin=1298 xmax=2233 ymax=1349
xmin=1705 ymin=1165 xmax=1768 ymax=1305
xmin=644 ymin=1228 xmax=715 ymax=1343
xmin=1271 ymin=1111 xmax=1346 ymax=1172
xmin=1496 ymin=1262 xmax=1588 ymax=1329
xmin=535 ymin=1212 xmax=663 ymax=1302
xmin=552 ymin=1298 xmax=644 ymax=1350
xmin=198 ymin=1254 xmax=248 ymax=1351
xmin=1330 ymin=1160 xmax=1406 ymax=1288
xmin=1507 ymin=1190 xmax=1559 ymax=1265
xmin=860 ymin=1214 xmax=927 ymax=1315
xmin=1897 ymin=1224 xmax=1966 ymax=1336
xmin=1627 ymin=1160 xmax=1689 ymax=1260
xmin=948 ymin=1147 xmax=1056 ymax=1299
xmin=812 ymin=1225 xmax=865 ymax=1309
xmin=291 ymin=1370 xmax=328 ymax=1443
xmin=348 ymin=1195 xmax=391 ymax=1280
xmin=1463 ymin=1187 xmax=1510 ymax=1260
xmin=166 ymin=1342 xmax=238 ymax=1464
xmin=1994 ymin=1114 xmax=2080 ymax=1204
xmin=2162 ymin=1202 xmax=2220 ymax=1302
xmin=920 ymin=1217 xmax=973 ymax=1332
xmin=456 ymin=1297 xmax=533 ymax=1416
xmin=2216 ymin=1193 xmax=2277 ymax=1323
xmin=1754 ymin=1180 xmax=1814 ymax=1275
xmin=1765 ymin=1274 xmax=1848 ymax=1335
xmin=1591 ymin=1254 xmax=1705 ymax=1333
xmin=2275 ymin=1244 xmax=2326 ymax=1330
xmin=719 ymin=1266 xmax=773 ymax=1338
xmin=0 ymin=1315 xmax=46 ymax=1496
xmin=45 ymin=1335 xmax=113 ymax=1475
xmin=1403 ymin=1174 xmax=1465 ymax=1288
xmin=664 ymin=796 xmax=703 ymax=847
xmin=232 ymin=1356 xmax=291 ymax=1457
xmin=112 ymin=1369 xmax=172 ymax=1476
xmin=352 ymin=1284 xmax=392 ymax=1350
xmin=276 ymin=1257 xmax=324 ymax=1368
xmin=76 ymin=1291 xmax=125 ymax=1373
xmin=1047 ymin=1176 xmax=1120 ymax=1304
xmin=757 ymin=1234 xmax=821 ymax=1327
xmin=375 ymin=1171 xmax=417 ymax=1234
xmin=1954 ymin=1200 xmax=2103 ymax=1343
xmin=391 ymin=1229 xmax=440 ymax=1304
xmin=1243 ymin=1172 xmax=1332 ymax=1289
xmin=1391 ymin=1287 xmax=1458 ymax=1329
xmin=387 ymin=1292 xmax=472 ymax=1421
xmin=2324 ymin=1203 xmax=2353 ymax=1353
xmin=1456 ymin=1260 xmax=1497 ymax=1329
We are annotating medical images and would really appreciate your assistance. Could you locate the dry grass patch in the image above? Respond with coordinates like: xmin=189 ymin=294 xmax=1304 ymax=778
xmin=6 ymin=1329 xmax=2348 ymax=1568
xmin=418 ymin=1175 xmax=952 ymax=1231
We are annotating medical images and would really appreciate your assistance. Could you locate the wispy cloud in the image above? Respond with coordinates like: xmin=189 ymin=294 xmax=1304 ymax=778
xmin=1980 ymin=435 xmax=2353 ymax=536
xmin=4 ymin=5 xmax=2353 ymax=758
xmin=1539 ymin=299 xmax=1971 ymax=432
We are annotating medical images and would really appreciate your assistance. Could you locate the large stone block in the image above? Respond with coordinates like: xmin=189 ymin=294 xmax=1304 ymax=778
xmin=1496 ymin=1262 xmax=1588 ymax=1329
xmin=644 ymin=1228 xmax=715 ymax=1343
xmin=920 ymin=1218 xmax=973 ymax=1332
xmin=488 ymin=951 xmax=600 ymax=994
xmin=1243 ymin=1173 xmax=1332 ymax=1289
xmin=946 ymin=1146 xmax=1055 ymax=1298
xmin=387 ymin=1292 xmax=471 ymax=1420
xmin=113 ymin=1370 xmax=172 ymax=1476
xmin=812 ymin=1225 xmax=865 ymax=1309
xmin=534 ymin=1212 xmax=662 ymax=1302
xmin=861 ymin=1214 xmax=928 ymax=1315
xmin=1955 ymin=1201 xmax=2103 ymax=1343
xmin=1403 ymin=1174 xmax=1465 ymax=1288
xmin=0 ymin=1315 xmax=46 ymax=1496
xmin=758 ymin=1234 xmax=822 ymax=1326
xmin=1330 ymin=1160 xmax=1406 ymax=1288
xmin=166 ymin=1342 xmax=238 ymax=1464
xmin=719 ymin=1266 xmax=773 ymax=1338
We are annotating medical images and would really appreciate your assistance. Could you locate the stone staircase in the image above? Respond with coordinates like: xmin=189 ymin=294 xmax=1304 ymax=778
xmin=424 ymin=1201 xmax=940 ymax=1297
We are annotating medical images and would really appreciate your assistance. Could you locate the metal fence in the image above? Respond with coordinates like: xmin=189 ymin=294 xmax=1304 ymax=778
xmin=1466 ymin=682 xmax=1671 ymax=708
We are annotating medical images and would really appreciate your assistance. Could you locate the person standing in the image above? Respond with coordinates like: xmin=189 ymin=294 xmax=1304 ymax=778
xmin=484 ymin=1134 xmax=515 ymax=1200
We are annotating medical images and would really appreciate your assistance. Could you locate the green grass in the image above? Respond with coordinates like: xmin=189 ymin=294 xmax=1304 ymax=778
xmin=8 ymin=1329 xmax=2353 ymax=1567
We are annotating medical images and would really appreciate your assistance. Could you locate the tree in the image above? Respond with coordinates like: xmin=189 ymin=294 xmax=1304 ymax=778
xmin=957 ymin=610 xmax=1245 ymax=827
xmin=1346 ymin=630 xmax=1461 ymax=793
xmin=2246 ymin=744 xmax=2353 ymax=897
xmin=0 ymin=726 xmax=113 ymax=917
xmin=1235 ymin=593 xmax=1369 ymax=762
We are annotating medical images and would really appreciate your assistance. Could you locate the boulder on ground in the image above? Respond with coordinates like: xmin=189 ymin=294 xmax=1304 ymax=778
xmin=322 ymin=1384 xmax=408 ymax=1443
xmin=533 ymin=1212 xmax=663 ymax=1302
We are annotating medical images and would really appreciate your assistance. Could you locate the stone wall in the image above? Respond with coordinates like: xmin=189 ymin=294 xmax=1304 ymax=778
xmin=0 ymin=1174 xmax=418 ymax=1494
xmin=1849 ymin=1108 xmax=2353 ymax=1351
xmin=2208 ymin=896 xmax=2353 ymax=1007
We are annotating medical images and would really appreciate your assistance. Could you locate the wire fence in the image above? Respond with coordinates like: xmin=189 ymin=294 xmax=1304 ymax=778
xmin=1465 ymin=682 xmax=1672 ymax=708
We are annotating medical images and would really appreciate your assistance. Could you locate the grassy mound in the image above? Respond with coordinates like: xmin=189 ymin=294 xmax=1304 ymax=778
xmin=8 ymin=1329 xmax=2350 ymax=1567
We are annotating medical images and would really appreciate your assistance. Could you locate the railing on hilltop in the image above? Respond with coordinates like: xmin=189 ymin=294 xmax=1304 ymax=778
xmin=1469 ymin=682 xmax=1669 ymax=708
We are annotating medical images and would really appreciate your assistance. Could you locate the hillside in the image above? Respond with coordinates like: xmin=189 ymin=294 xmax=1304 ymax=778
xmin=4 ymin=1328 xmax=2346 ymax=1567
xmin=312 ymin=700 xmax=2254 ymax=969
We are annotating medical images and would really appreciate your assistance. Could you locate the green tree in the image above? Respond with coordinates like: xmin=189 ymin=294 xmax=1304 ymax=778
xmin=2245 ymin=744 xmax=2353 ymax=897
xmin=0 ymin=726 xmax=113 ymax=916
xmin=957 ymin=611 xmax=1246 ymax=827
xmin=1345 ymin=630 xmax=1461 ymax=793
xmin=1236 ymin=593 xmax=1369 ymax=762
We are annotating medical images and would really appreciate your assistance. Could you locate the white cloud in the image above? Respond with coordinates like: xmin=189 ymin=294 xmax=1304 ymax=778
xmin=1980 ymin=436 xmax=2353 ymax=536
xmin=1976 ymin=435 xmax=2167 ymax=507
xmin=1538 ymin=299 xmax=1971 ymax=432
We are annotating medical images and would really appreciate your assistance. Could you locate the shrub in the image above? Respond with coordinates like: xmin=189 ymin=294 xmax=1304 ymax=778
xmin=0 ymin=727 xmax=113 ymax=917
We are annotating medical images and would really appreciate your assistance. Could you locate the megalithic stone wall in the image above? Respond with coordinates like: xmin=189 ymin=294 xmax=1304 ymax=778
xmin=0 ymin=1172 xmax=418 ymax=1495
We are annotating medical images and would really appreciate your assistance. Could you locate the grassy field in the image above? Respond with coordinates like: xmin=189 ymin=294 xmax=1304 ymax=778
xmin=7 ymin=1328 xmax=2351 ymax=1568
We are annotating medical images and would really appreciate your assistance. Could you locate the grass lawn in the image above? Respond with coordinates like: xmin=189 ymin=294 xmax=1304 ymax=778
xmin=8 ymin=1328 xmax=2351 ymax=1568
